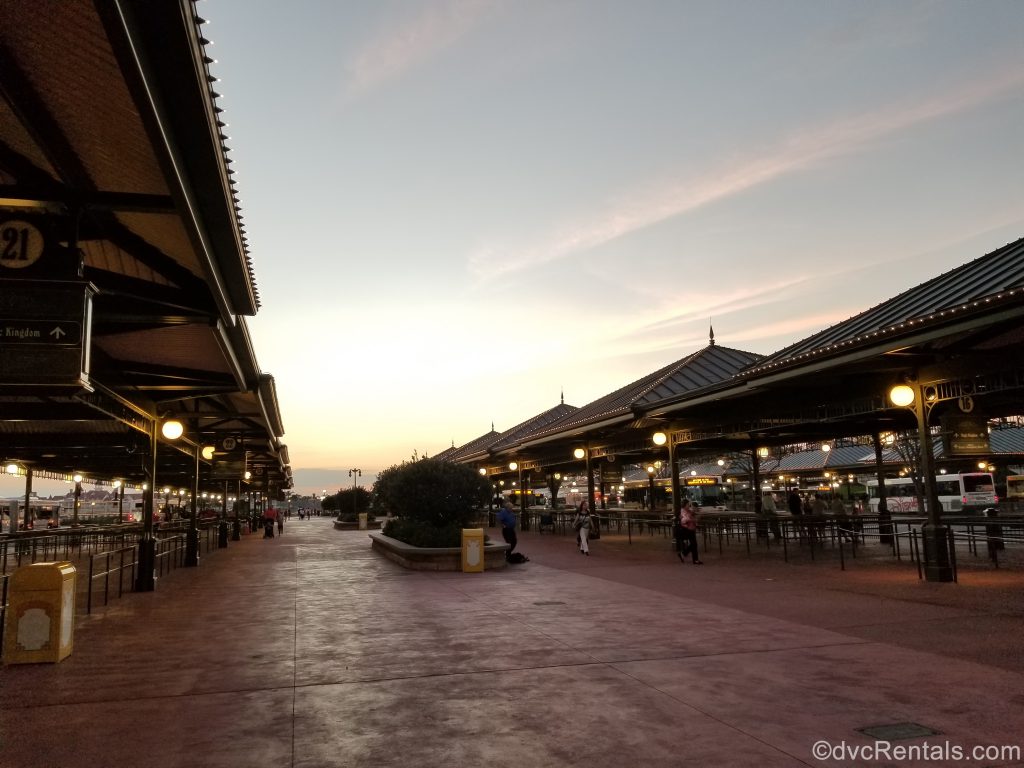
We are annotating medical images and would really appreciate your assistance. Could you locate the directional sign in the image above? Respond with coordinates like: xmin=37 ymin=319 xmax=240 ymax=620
xmin=0 ymin=319 xmax=82 ymax=346
xmin=0 ymin=278 xmax=94 ymax=387
xmin=941 ymin=414 xmax=990 ymax=456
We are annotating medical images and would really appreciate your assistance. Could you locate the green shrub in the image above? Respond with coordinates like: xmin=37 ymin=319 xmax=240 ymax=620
xmin=373 ymin=459 xmax=491 ymax=545
xmin=381 ymin=518 xmax=466 ymax=547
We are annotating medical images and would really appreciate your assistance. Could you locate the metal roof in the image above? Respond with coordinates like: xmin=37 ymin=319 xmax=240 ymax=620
xmin=749 ymin=237 xmax=1024 ymax=375
xmin=523 ymin=343 xmax=762 ymax=445
xmin=0 ymin=0 xmax=290 ymax=491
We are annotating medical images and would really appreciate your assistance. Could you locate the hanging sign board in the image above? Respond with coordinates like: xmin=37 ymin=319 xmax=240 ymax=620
xmin=600 ymin=466 xmax=623 ymax=485
xmin=0 ymin=278 xmax=94 ymax=388
xmin=941 ymin=414 xmax=990 ymax=456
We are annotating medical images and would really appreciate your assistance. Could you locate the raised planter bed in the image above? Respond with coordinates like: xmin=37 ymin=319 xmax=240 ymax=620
xmin=333 ymin=519 xmax=382 ymax=530
xmin=368 ymin=531 xmax=509 ymax=571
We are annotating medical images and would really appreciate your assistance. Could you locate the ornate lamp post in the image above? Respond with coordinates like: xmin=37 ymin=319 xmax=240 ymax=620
xmin=348 ymin=469 xmax=362 ymax=519
xmin=889 ymin=381 xmax=951 ymax=582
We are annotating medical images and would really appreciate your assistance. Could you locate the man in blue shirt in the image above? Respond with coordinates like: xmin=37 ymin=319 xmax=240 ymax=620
xmin=497 ymin=500 xmax=517 ymax=558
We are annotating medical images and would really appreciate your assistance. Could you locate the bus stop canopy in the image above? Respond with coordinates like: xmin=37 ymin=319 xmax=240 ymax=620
xmin=0 ymin=1 xmax=290 ymax=492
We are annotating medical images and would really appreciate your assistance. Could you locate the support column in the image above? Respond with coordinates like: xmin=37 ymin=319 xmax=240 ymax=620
xmin=232 ymin=480 xmax=241 ymax=540
xmin=518 ymin=465 xmax=528 ymax=531
xmin=218 ymin=480 xmax=229 ymax=548
xmin=184 ymin=447 xmax=200 ymax=566
xmin=751 ymin=448 xmax=761 ymax=508
xmin=585 ymin=447 xmax=596 ymax=516
xmin=669 ymin=437 xmax=681 ymax=521
xmin=136 ymin=419 xmax=157 ymax=592
xmin=915 ymin=385 xmax=952 ymax=582
xmin=873 ymin=432 xmax=893 ymax=545
xmin=19 ymin=468 xmax=33 ymax=533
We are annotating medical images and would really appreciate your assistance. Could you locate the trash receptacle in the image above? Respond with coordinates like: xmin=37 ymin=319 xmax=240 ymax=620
xmin=358 ymin=512 xmax=368 ymax=531
xmin=461 ymin=528 xmax=485 ymax=573
xmin=3 ymin=561 xmax=77 ymax=665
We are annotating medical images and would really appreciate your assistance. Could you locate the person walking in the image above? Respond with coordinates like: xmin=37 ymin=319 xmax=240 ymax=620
xmin=676 ymin=500 xmax=702 ymax=564
xmin=573 ymin=500 xmax=592 ymax=555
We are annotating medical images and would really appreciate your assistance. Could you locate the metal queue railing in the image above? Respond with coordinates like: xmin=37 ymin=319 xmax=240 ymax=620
xmin=514 ymin=506 xmax=1023 ymax=575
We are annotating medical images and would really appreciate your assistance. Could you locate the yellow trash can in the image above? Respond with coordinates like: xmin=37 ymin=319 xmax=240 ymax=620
xmin=3 ymin=561 xmax=77 ymax=665
xmin=461 ymin=528 xmax=485 ymax=573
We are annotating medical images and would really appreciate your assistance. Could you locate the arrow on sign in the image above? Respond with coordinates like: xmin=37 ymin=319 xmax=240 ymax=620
xmin=49 ymin=326 xmax=65 ymax=340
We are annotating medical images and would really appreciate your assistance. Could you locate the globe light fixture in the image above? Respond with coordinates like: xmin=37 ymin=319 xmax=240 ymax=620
xmin=757 ymin=447 xmax=769 ymax=458
xmin=201 ymin=445 xmax=215 ymax=460
xmin=5 ymin=463 xmax=18 ymax=475
xmin=478 ymin=467 xmax=486 ymax=476
xmin=652 ymin=432 xmax=667 ymax=446
xmin=508 ymin=461 xmax=518 ymax=471
xmin=889 ymin=384 xmax=915 ymax=407
xmin=573 ymin=448 xmax=585 ymax=459
xmin=161 ymin=419 xmax=184 ymax=440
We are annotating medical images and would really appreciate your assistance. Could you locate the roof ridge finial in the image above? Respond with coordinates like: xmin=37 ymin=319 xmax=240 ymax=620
xmin=560 ymin=387 xmax=564 ymax=405
xmin=709 ymin=321 xmax=715 ymax=346
xmin=491 ymin=420 xmax=495 ymax=432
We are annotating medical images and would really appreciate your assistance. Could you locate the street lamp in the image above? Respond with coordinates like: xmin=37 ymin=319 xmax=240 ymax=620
xmin=348 ymin=469 xmax=362 ymax=520
xmin=646 ymin=464 xmax=657 ymax=511
xmin=888 ymin=380 xmax=951 ymax=581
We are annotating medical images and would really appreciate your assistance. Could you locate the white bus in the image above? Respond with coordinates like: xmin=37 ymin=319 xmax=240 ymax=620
xmin=866 ymin=472 xmax=996 ymax=515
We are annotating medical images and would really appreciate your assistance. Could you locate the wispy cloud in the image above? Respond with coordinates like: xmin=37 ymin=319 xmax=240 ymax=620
xmin=344 ymin=0 xmax=497 ymax=100
xmin=469 ymin=62 xmax=1024 ymax=281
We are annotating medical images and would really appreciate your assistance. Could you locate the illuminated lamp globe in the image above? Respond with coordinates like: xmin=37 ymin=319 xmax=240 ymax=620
xmin=73 ymin=473 xmax=83 ymax=483
xmin=646 ymin=465 xmax=655 ymax=474
xmin=5 ymin=463 xmax=18 ymax=475
xmin=888 ymin=385 xmax=915 ymax=408
xmin=508 ymin=461 xmax=518 ymax=471
xmin=478 ymin=467 xmax=486 ymax=476
xmin=573 ymin=448 xmax=586 ymax=460
xmin=202 ymin=445 xmax=216 ymax=461
xmin=162 ymin=419 xmax=184 ymax=440
xmin=652 ymin=432 xmax=667 ymax=446
xmin=821 ymin=443 xmax=831 ymax=452
xmin=553 ymin=473 xmax=561 ymax=480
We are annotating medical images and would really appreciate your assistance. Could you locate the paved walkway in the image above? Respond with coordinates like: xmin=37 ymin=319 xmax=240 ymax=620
xmin=1 ymin=519 xmax=1022 ymax=768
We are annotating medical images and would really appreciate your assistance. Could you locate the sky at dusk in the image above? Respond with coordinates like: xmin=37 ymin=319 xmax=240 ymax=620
xmin=5 ymin=0 xmax=1024 ymax=500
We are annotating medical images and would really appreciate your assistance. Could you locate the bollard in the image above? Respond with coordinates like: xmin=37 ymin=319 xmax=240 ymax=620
xmin=984 ymin=507 xmax=1004 ymax=565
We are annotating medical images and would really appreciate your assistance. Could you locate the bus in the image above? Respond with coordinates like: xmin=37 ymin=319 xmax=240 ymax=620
xmin=1005 ymin=475 xmax=1024 ymax=501
xmin=1 ymin=498 xmax=63 ymax=528
xmin=865 ymin=472 xmax=996 ymax=515
xmin=683 ymin=476 xmax=728 ymax=509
